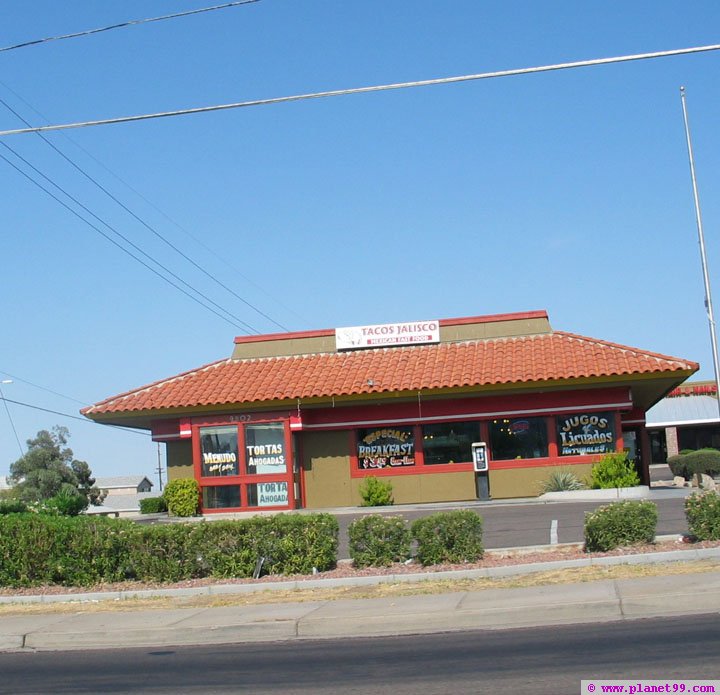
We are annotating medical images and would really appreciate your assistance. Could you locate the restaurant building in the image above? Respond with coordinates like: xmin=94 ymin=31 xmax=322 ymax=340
xmin=82 ymin=310 xmax=697 ymax=513
xmin=645 ymin=381 xmax=720 ymax=462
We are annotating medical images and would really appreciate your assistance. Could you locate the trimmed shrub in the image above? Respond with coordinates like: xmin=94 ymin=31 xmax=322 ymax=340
xmin=584 ymin=500 xmax=658 ymax=552
xmin=540 ymin=469 xmax=585 ymax=493
xmin=668 ymin=449 xmax=720 ymax=482
xmin=667 ymin=454 xmax=691 ymax=480
xmin=163 ymin=478 xmax=200 ymax=516
xmin=0 ymin=500 xmax=27 ymax=515
xmin=0 ymin=514 xmax=131 ymax=586
xmin=195 ymin=513 xmax=338 ymax=578
xmin=260 ymin=513 xmax=338 ymax=575
xmin=359 ymin=477 xmax=394 ymax=506
xmin=685 ymin=491 xmax=720 ymax=541
xmin=0 ymin=512 xmax=339 ymax=587
xmin=590 ymin=452 xmax=640 ymax=489
xmin=139 ymin=496 xmax=168 ymax=514
xmin=125 ymin=523 xmax=202 ymax=582
xmin=411 ymin=510 xmax=484 ymax=566
xmin=348 ymin=514 xmax=410 ymax=568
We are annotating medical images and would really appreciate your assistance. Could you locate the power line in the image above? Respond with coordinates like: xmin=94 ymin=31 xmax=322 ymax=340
xmin=0 ymin=382 xmax=24 ymax=456
xmin=0 ymin=370 xmax=88 ymax=406
xmin=0 ymin=395 xmax=149 ymax=436
xmin=0 ymin=147 xmax=256 ymax=332
xmin=0 ymin=96 xmax=290 ymax=332
xmin=1 ymin=43 xmax=719 ymax=138
xmin=0 ymin=79 xmax=307 ymax=326
xmin=0 ymin=0 xmax=262 ymax=53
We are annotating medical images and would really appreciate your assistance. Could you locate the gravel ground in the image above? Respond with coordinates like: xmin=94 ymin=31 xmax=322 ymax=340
xmin=2 ymin=537 xmax=718 ymax=597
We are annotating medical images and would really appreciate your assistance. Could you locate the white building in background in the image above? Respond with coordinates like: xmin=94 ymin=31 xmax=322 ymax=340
xmin=645 ymin=381 xmax=720 ymax=462
xmin=88 ymin=476 xmax=156 ymax=517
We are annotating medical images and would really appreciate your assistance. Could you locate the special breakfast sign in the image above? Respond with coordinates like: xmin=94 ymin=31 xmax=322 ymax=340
xmin=335 ymin=319 xmax=440 ymax=350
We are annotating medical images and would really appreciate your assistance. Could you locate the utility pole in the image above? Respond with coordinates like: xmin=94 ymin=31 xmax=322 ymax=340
xmin=156 ymin=442 xmax=164 ymax=492
xmin=680 ymin=86 xmax=720 ymax=416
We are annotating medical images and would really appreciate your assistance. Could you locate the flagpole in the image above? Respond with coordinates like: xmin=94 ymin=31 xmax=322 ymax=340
xmin=680 ymin=86 xmax=720 ymax=415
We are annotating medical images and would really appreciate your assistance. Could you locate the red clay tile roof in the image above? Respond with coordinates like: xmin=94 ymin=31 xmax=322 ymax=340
xmin=83 ymin=332 xmax=698 ymax=416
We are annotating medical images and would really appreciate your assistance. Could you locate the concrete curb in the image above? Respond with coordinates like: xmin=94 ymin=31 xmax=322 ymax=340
xmin=5 ymin=572 xmax=720 ymax=652
xmin=1 ymin=544 xmax=718 ymax=607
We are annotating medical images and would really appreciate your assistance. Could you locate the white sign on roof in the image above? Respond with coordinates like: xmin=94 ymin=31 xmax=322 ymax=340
xmin=335 ymin=320 xmax=440 ymax=351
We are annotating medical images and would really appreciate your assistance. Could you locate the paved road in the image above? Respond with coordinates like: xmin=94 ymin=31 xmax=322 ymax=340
xmin=335 ymin=493 xmax=689 ymax=558
xmin=1 ymin=614 xmax=717 ymax=694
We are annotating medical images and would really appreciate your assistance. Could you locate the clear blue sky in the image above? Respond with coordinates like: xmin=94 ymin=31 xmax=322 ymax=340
xmin=1 ymin=1 xmax=718 ymax=482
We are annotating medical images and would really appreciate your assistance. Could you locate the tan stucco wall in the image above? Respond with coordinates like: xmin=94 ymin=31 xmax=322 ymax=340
xmin=489 ymin=463 xmax=594 ymax=499
xmin=301 ymin=431 xmax=477 ymax=508
xmin=301 ymin=430 xmax=353 ymax=508
xmin=440 ymin=316 xmax=550 ymax=342
xmin=166 ymin=440 xmax=194 ymax=481
xmin=349 ymin=470 xmax=476 ymax=506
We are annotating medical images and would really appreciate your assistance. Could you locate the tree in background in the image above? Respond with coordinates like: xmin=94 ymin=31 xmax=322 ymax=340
xmin=8 ymin=426 xmax=106 ymax=510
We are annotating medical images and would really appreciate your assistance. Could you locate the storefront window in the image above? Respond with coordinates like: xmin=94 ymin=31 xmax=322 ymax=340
xmin=203 ymin=485 xmax=240 ymax=509
xmin=245 ymin=423 xmax=287 ymax=475
xmin=200 ymin=426 xmax=239 ymax=476
xmin=556 ymin=412 xmax=615 ymax=456
xmin=490 ymin=418 xmax=548 ymax=460
xmin=247 ymin=481 xmax=290 ymax=507
xmin=357 ymin=426 xmax=415 ymax=470
xmin=422 ymin=422 xmax=479 ymax=464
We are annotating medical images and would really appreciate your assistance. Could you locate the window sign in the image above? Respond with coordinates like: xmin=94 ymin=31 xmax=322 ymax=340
xmin=200 ymin=426 xmax=239 ymax=476
xmin=357 ymin=427 xmax=415 ymax=469
xmin=255 ymin=481 xmax=289 ymax=507
xmin=245 ymin=423 xmax=287 ymax=475
xmin=556 ymin=412 xmax=615 ymax=456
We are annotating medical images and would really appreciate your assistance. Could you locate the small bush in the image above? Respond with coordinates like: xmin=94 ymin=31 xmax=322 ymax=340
xmin=584 ymin=500 xmax=658 ymax=552
xmin=540 ymin=469 xmax=585 ymax=493
xmin=0 ymin=500 xmax=27 ymax=515
xmin=359 ymin=476 xmax=394 ymax=506
xmin=685 ymin=491 xmax=720 ymax=541
xmin=667 ymin=454 xmax=691 ymax=480
xmin=668 ymin=449 xmax=720 ymax=482
xmin=40 ymin=490 xmax=88 ymax=516
xmin=590 ymin=452 xmax=640 ymax=489
xmin=139 ymin=496 xmax=168 ymax=514
xmin=348 ymin=514 xmax=410 ymax=568
xmin=411 ymin=510 xmax=484 ymax=566
xmin=163 ymin=478 xmax=200 ymax=516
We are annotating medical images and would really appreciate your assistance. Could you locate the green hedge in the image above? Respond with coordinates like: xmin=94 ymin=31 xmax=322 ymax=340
xmin=0 ymin=515 xmax=130 ymax=586
xmin=685 ymin=491 xmax=720 ymax=541
xmin=584 ymin=500 xmax=658 ymax=552
xmin=139 ymin=496 xmax=168 ymax=514
xmin=411 ymin=510 xmax=484 ymax=566
xmin=348 ymin=515 xmax=410 ymax=568
xmin=668 ymin=449 xmax=720 ymax=481
xmin=0 ymin=513 xmax=338 ymax=587
xmin=0 ymin=500 xmax=27 ymax=515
